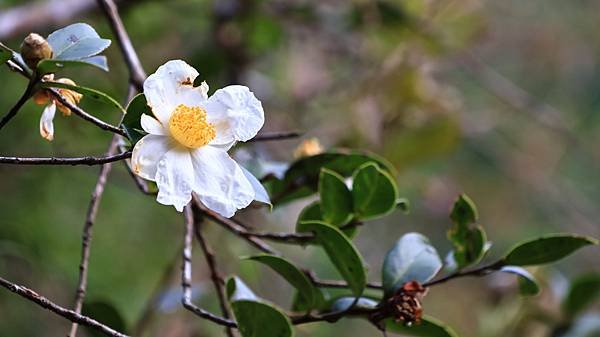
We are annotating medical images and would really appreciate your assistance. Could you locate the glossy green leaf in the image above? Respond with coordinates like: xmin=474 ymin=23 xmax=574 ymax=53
xmin=37 ymin=56 xmax=109 ymax=74
xmin=226 ymin=276 xmax=258 ymax=301
xmin=265 ymin=150 xmax=395 ymax=206
xmin=40 ymin=81 xmax=124 ymax=113
xmin=245 ymin=254 xmax=319 ymax=311
xmin=47 ymin=23 xmax=111 ymax=60
xmin=330 ymin=296 xmax=378 ymax=312
xmin=562 ymin=273 xmax=600 ymax=317
xmin=386 ymin=316 xmax=459 ymax=337
xmin=231 ymin=300 xmax=294 ymax=337
xmin=296 ymin=201 xmax=358 ymax=239
xmin=352 ymin=162 xmax=398 ymax=220
xmin=382 ymin=232 xmax=442 ymax=297
xmin=122 ymin=93 xmax=151 ymax=144
xmin=447 ymin=194 xmax=487 ymax=270
xmin=499 ymin=266 xmax=540 ymax=296
xmin=319 ymin=168 xmax=353 ymax=226
xmin=291 ymin=288 xmax=327 ymax=312
xmin=297 ymin=221 xmax=366 ymax=296
xmin=81 ymin=301 xmax=127 ymax=337
xmin=503 ymin=234 xmax=598 ymax=266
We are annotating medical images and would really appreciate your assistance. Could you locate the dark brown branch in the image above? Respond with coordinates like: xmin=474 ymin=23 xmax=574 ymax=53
xmin=423 ymin=261 xmax=505 ymax=287
xmin=192 ymin=198 xmax=279 ymax=255
xmin=0 ymin=151 xmax=131 ymax=165
xmin=192 ymin=206 xmax=235 ymax=337
xmin=48 ymin=88 xmax=127 ymax=137
xmin=248 ymin=131 xmax=302 ymax=142
xmin=0 ymin=275 xmax=129 ymax=337
xmin=69 ymin=135 xmax=120 ymax=337
xmin=96 ymin=0 xmax=146 ymax=91
xmin=181 ymin=206 xmax=238 ymax=328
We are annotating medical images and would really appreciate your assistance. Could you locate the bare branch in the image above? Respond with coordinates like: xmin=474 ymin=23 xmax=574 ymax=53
xmin=68 ymin=135 xmax=120 ymax=337
xmin=248 ymin=131 xmax=302 ymax=142
xmin=0 ymin=151 xmax=131 ymax=165
xmin=0 ymin=275 xmax=129 ymax=337
xmin=96 ymin=0 xmax=146 ymax=91
xmin=192 ymin=206 xmax=235 ymax=337
xmin=181 ymin=206 xmax=238 ymax=328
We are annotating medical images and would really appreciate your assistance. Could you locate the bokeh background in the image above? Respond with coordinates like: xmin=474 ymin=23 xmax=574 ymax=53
xmin=0 ymin=0 xmax=598 ymax=336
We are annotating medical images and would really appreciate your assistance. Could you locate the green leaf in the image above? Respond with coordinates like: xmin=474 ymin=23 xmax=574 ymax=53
xmin=503 ymin=234 xmax=598 ymax=266
xmin=319 ymin=168 xmax=353 ymax=226
xmin=562 ymin=273 xmax=600 ymax=317
xmin=499 ymin=266 xmax=540 ymax=296
xmin=385 ymin=316 xmax=459 ymax=337
xmin=47 ymin=23 xmax=111 ymax=60
xmin=447 ymin=194 xmax=487 ymax=270
xmin=296 ymin=201 xmax=358 ymax=239
xmin=40 ymin=81 xmax=125 ymax=113
xmin=37 ymin=56 xmax=109 ymax=74
xmin=265 ymin=150 xmax=395 ymax=206
xmin=122 ymin=93 xmax=151 ymax=144
xmin=81 ymin=301 xmax=127 ymax=337
xmin=297 ymin=221 xmax=366 ymax=296
xmin=231 ymin=300 xmax=294 ymax=337
xmin=0 ymin=47 xmax=11 ymax=65
xmin=352 ymin=162 xmax=398 ymax=220
xmin=226 ymin=276 xmax=258 ymax=301
xmin=330 ymin=296 xmax=378 ymax=312
xmin=291 ymin=288 xmax=327 ymax=312
xmin=382 ymin=232 xmax=442 ymax=297
xmin=244 ymin=254 xmax=319 ymax=311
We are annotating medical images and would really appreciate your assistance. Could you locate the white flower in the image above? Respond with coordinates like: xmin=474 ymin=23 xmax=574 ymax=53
xmin=131 ymin=60 xmax=270 ymax=217
xmin=33 ymin=77 xmax=82 ymax=141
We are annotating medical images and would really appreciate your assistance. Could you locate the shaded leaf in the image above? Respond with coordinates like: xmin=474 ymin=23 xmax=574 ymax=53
xmin=330 ymin=296 xmax=378 ymax=312
xmin=40 ymin=81 xmax=125 ymax=113
xmin=386 ymin=316 xmax=459 ymax=337
xmin=231 ymin=300 xmax=294 ymax=337
xmin=81 ymin=301 xmax=127 ymax=337
xmin=297 ymin=221 xmax=366 ymax=296
xmin=562 ymin=273 xmax=600 ymax=317
xmin=503 ymin=234 xmax=598 ymax=266
xmin=382 ymin=232 xmax=442 ymax=297
xmin=352 ymin=162 xmax=398 ymax=220
xmin=296 ymin=201 xmax=358 ymax=239
xmin=226 ymin=276 xmax=258 ymax=301
xmin=447 ymin=194 xmax=487 ymax=270
xmin=37 ymin=56 xmax=109 ymax=74
xmin=499 ymin=266 xmax=540 ymax=296
xmin=122 ymin=93 xmax=151 ymax=144
xmin=245 ymin=254 xmax=319 ymax=311
xmin=319 ymin=168 xmax=353 ymax=226
xmin=47 ymin=23 xmax=110 ymax=60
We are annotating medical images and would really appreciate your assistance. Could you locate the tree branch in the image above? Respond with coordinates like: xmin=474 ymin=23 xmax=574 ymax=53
xmin=0 ymin=275 xmax=129 ymax=337
xmin=68 ymin=135 xmax=120 ymax=337
xmin=181 ymin=206 xmax=238 ymax=328
xmin=0 ymin=151 xmax=131 ymax=165
xmin=248 ymin=131 xmax=302 ymax=142
xmin=95 ymin=0 xmax=146 ymax=91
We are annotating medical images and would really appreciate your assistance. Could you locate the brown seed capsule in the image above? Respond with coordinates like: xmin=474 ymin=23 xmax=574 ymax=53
xmin=20 ymin=33 xmax=53 ymax=70
xmin=388 ymin=281 xmax=428 ymax=326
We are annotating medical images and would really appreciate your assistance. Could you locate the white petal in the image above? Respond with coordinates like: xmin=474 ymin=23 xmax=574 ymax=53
xmin=131 ymin=134 xmax=173 ymax=181
xmin=39 ymin=103 xmax=56 ymax=141
xmin=140 ymin=114 xmax=167 ymax=135
xmin=143 ymin=60 xmax=208 ymax=125
xmin=155 ymin=148 xmax=195 ymax=212
xmin=191 ymin=146 xmax=254 ymax=217
xmin=202 ymin=85 xmax=265 ymax=145
xmin=240 ymin=166 xmax=271 ymax=205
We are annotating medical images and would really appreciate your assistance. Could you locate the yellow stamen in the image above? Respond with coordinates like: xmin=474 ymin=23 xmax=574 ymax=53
xmin=168 ymin=104 xmax=216 ymax=148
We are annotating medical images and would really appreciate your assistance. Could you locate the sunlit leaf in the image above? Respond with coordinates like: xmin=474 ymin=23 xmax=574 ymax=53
xmin=330 ymin=296 xmax=378 ymax=312
xmin=319 ymin=168 xmax=353 ymax=226
xmin=499 ymin=266 xmax=540 ymax=296
xmin=352 ymin=162 xmax=398 ymax=220
xmin=47 ymin=23 xmax=111 ymax=60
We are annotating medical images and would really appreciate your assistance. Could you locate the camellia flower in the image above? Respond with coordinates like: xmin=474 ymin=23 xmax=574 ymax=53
xmin=131 ymin=60 xmax=270 ymax=216
xmin=33 ymin=77 xmax=82 ymax=141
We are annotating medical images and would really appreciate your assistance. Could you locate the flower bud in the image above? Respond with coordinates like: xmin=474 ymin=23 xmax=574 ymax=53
xmin=20 ymin=33 xmax=53 ymax=70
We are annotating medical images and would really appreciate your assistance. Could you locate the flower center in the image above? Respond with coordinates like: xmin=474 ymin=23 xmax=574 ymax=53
xmin=168 ymin=104 xmax=216 ymax=148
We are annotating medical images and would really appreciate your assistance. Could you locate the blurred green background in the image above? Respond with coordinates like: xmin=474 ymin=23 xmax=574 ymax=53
xmin=0 ymin=0 xmax=598 ymax=336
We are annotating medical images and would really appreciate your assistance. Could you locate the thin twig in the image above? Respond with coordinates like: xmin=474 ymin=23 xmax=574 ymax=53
xmin=68 ymin=135 xmax=120 ymax=337
xmin=192 ymin=206 xmax=235 ymax=337
xmin=248 ymin=131 xmax=302 ymax=142
xmin=0 ymin=151 xmax=131 ymax=165
xmin=0 ymin=78 xmax=36 ymax=130
xmin=48 ymin=88 xmax=127 ymax=137
xmin=96 ymin=0 xmax=146 ymax=91
xmin=0 ymin=275 xmax=129 ymax=337
xmin=181 ymin=206 xmax=238 ymax=328
xmin=192 ymin=198 xmax=278 ymax=255
xmin=423 ymin=261 xmax=504 ymax=287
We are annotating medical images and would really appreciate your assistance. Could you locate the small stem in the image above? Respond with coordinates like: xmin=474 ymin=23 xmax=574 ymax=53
xmin=248 ymin=131 xmax=302 ymax=142
xmin=423 ymin=260 xmax=505 ymax=287
xmin=0 ymin=152 xmax=131 ymax=166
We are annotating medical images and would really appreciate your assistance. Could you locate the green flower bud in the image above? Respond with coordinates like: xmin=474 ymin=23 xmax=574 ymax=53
xmin=20 ymin=33 xmax=53 ymax=70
